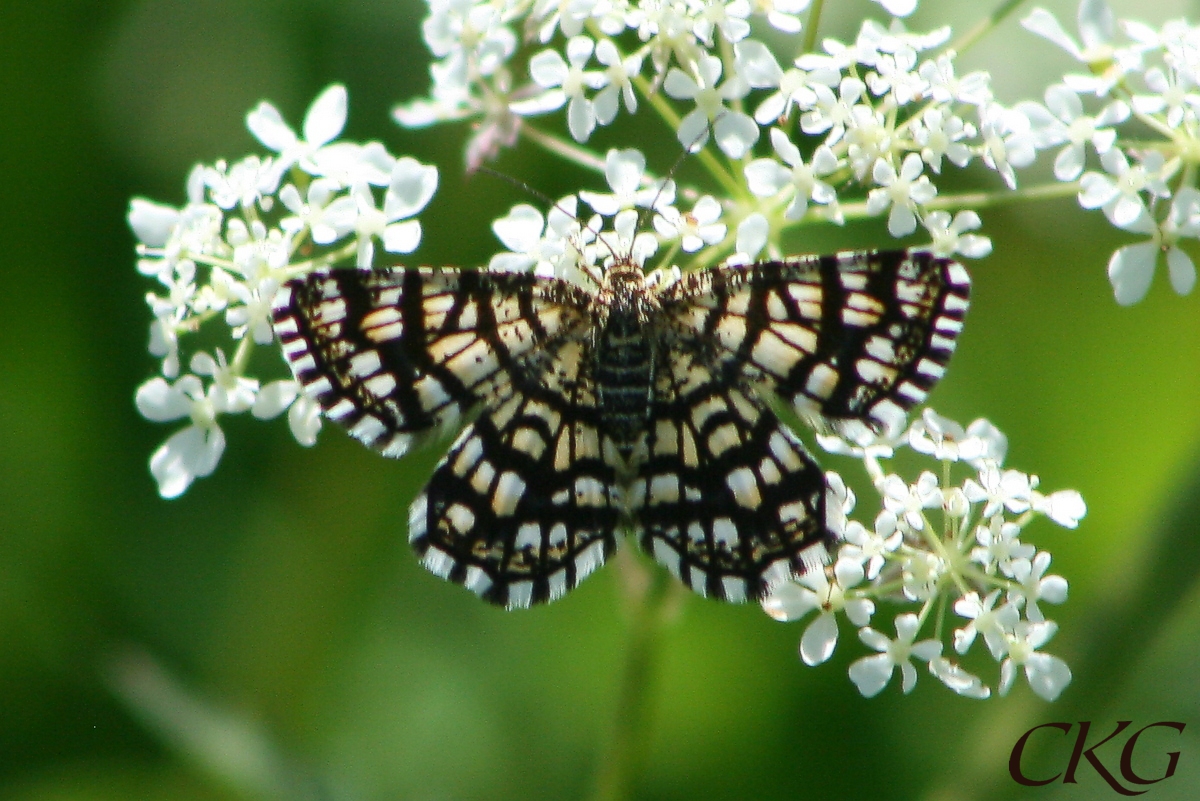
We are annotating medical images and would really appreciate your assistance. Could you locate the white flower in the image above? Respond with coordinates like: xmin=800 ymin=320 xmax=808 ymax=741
xmin=872 ymin=0 xmax=917 ymax=17
xmin=190 ymin=350 xmax=258 ymax=413
xmin=962 ymin=418 xmax=1009 ymax=466
xmin=526 ymin=37 xmax=607 ymax=141
xmin=744 ymin=129 xmax=839 ymax=221
xmin=1079 ymin=148 xmax=1173 ymax=229
xmin=663 ymin=55 xmax=759 ymax=158
xmin=1020 ymin=84 xmax=1128 ymax=181
xmin=1007 ymin=552 xmax=1068 ymax=622
xmin=1033 ymin=489 xmax=1088 ymax=528
xmin=325 ymin=158 xmax=438 ymax=268
xmin=912 ymin=107 xmax=975 ymax=173
xmin=1132 ymin=66 xmax=1200 ymax=129
xmin=203 ymin=156 xmax=279 ymax=212
xmin=800 ymin=77 xmax=866 ymax=146
xmin=729 ymin=213 xmax=769 ymax=263
xmin=1104 ymin=187 xmax=1200 ymax=304
xmin=578 ymin=149 xmax=674 ymax=216
xmin=246 ymin=84 xmax=348 ymax=183
xmin=866 ymin=153 xmax=937 ymax=238
xmin=971 ymin=514 xmax=1035 ymax=576
xmin=253 ymin=380 xmax=322 ymax=447
xmin=593 ymin=39 xmax=642 ymax=125
xmin=954 ymin=590 xmax=1020 ymax=659
xmin=1020 ymin=0 xmax=1140 ymax=96
xmin=978 ymin=103 xmax=1036 ymax=190
xmin=907 ymin=408 xmax=969 ymax=462
xmin=278 ymin=178 xmax=352 ymax=245
xmin=999 ymin=621 xmax=1072 ymax=701
xmin=689 ymin=0 xmax=751 ymax=45
xmin=754 ymin=0 xmax=811 ymax=34
xmin=654 ymin=195 xmax=726 ymax=252
xmin=848 ymin=613 xmax=943 ymax=697
xmin=918 ymin=53 xmax=992 ymax=107
xmin=928 ymin=657 xmax=991 ymax=699
xmin=901 ymin=550 xmax=944 ymax=602
xmin=422 ymin=0 xmax=516 ymax=82
xmin=923 ymin=210 xmax=992 ymax=259
xmin=839 ymin=511 xmax=902 ymax=580
xmin=488 ymin=203 xmax=570 ymax=276
xmin=136 ymin=375 xmax=226 ymax=498
xmin=763 ymin=559 xmax=874 ymax=666
xmin=964 ymin=464 xmax=1033 ymax=518
xmin=867 ymin=49 xmax=925 ymax=106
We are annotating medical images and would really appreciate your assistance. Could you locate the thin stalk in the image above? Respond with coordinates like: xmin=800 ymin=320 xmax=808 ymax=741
xmin=591 ymin=564 xmax=672 ymax=801
xmin=825 ymin=180 xmax=1081 ymax=224
xmin=801 ymin=0 xmax=826 ymax=56
xmin=949 ymin=0 xmax=1033 ymax=57
xmin=522 ymin=126 xmax=611 ymax=175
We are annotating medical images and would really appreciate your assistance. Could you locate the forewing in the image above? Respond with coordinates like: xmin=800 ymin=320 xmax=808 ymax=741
xmin=631 ymin=344 xmax=833 ymax=603
xmin=272 ymin=267 xmax=585 ymax=457
xmin=661 ymin=250 xmax=971 ymax=436
xmin=409 ymin=332 xmax=624 ymax=608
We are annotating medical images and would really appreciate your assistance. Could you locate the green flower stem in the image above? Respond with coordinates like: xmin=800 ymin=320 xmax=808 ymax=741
xmin=819 ymin=179 xmax=1081 ymax=226
xmin=591 ymin=562 xmax=672 ymax=801
xmin=522 ymin=125 xmax=611 ymax=176
xmin=801 ymin=0 xmax=826 ymax=57
xmin=949 ymin=0 xmax=1034 ymax=57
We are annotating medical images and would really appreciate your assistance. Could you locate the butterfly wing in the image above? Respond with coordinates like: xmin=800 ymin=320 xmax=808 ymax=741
xmin=661 ymin=250 xmax=971 ymax=437
xmin=273 ymin=267 xmax=622 ymax=607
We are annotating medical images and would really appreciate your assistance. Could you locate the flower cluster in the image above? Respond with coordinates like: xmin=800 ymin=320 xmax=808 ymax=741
xmin=763 ymin=409 xmax=1085 ymax=701
xmin=128 ymin=0 xmax=1101 ymax=703
xmin=397 ymin=0 xmax=1029 ymax=260
xmin=130 ymin=86 xmax=440 ymax=496
xmin=1020 ymin=0 xmax=1200 ymax=304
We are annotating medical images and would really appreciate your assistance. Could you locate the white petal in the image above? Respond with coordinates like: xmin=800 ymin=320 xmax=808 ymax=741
xmin=1054 ymin=144 xmax=1085 ymax=181
xmin=761 ymin=581 xmax=819 ymax=621
xmin=888 ymin=203 xmax=917 ymax=238
xmin=1077 ymin=0 xmax=1115 ymax=51
xmin=1108 ymin=241 xmax=1157 ymax=304
xmin=1026 ymin=654 xmax=1072 ymax=701
xmin=848 ymin=654 xmax=893 ymax=697
xmin=252 ymin=380 xmax=299 ymax=420
xmin=135 ymin=377 xmax=194 ymax=422
xmin=676 ymin=109 xmax=710 ymax=151
xmin=383 ymin=219 xmax=422 ymax=253
xmin=744 ymin=159 xmax=790 ymax=196
xmin=735 ymin=213 xmax=768 ymax=259
xmin=530 ymin=49 xmax=569 ymax=87
xmin=303 ymin=84 xmax=348 ymax=148
xmin=127 ymin=199 xmax=181 ymax=247
xmin=1077 ymin=172 xmax=1118 ymax=209
xmin=734 ymin=39 xmax=782 ymax=88
xmin=1020 ymin=9 xmax=1083 ymax=59
xmin=492 ymin=205 xmax=545 ymax=252
xmin=567 ymin=95 xmax=596 ymax=142
xmin=606 ymin=149 xmax=645 ymax=195
xmin=713 ymin=112 xmax=759 ymax=159
xmin=245 ymin=101 xmax=296 ymax=152
xmin=664 ymin=68 xmax=700 ymax=100
xmin=287 ymin=396 xmax=322 ymax=447
xmin=1167 ymin=247 xmax=1196 ymax=295
xmin=384 ymin=158 xmax=438 ymax=220
xmin=800 ymin=613 xmax=839 ymax=666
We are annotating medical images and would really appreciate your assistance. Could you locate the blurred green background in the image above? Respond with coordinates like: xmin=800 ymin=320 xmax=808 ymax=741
xmin=4 ymin=0 xmax=1200 ymax=799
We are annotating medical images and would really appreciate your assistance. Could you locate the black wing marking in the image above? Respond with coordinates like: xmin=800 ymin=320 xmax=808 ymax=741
xmin=662 ymin=250 xmax=970 ymax=437
xmin=630 ymin=336 xmax=834 ymax=603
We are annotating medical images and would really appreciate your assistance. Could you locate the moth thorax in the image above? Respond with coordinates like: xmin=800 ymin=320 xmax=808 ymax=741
xmin=594 ymin=258 xmax=657 ymax=464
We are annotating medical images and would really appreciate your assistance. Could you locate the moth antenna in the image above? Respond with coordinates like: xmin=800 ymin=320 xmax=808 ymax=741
xmin=476 ymin=165 xmax=609 ymax=284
